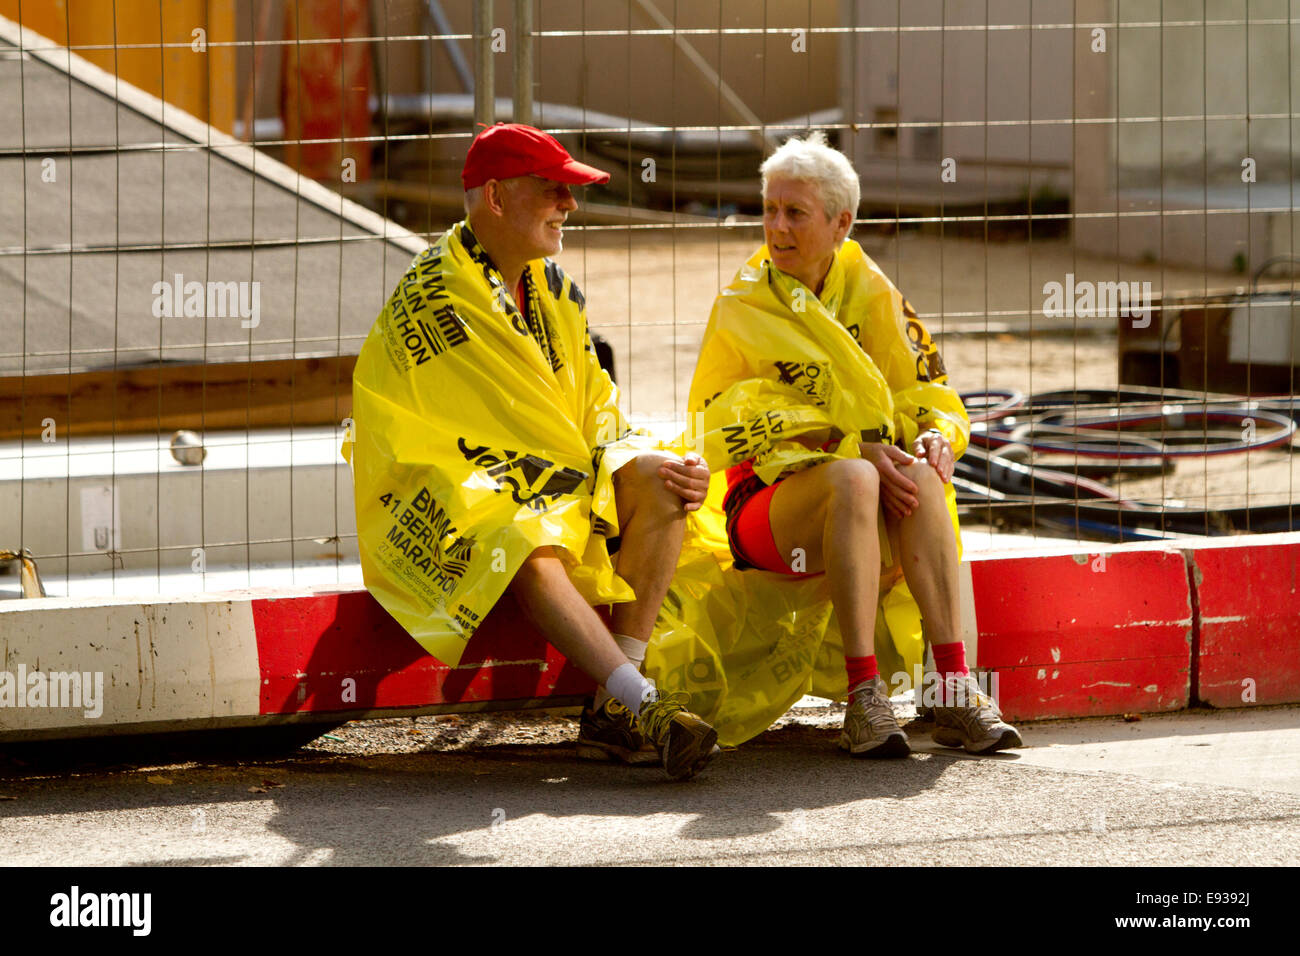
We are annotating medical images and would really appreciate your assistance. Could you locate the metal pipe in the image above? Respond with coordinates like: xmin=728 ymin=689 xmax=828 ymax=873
xmin=426 ymin=0 xmax=474 ymax=94
xmin=513 ymin=0 xmax=533 ymax=125
xmin=473 ymin=0 xmax=495 ymax=127
xmin=632 ymin=0 xmax=774 ymax=152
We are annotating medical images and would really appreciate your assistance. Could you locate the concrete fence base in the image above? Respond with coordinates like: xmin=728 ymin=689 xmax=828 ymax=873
xmin=2 ymin=534 xmax=1296 ymax=742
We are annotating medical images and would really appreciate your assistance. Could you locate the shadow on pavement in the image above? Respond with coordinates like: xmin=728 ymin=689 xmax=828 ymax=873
xmin=0 ymin=722 xmax=964 ymax=865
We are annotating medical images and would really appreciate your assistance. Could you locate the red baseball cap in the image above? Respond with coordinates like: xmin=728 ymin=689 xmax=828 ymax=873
xmin=461 ymin=123 xmax=611 ymax=190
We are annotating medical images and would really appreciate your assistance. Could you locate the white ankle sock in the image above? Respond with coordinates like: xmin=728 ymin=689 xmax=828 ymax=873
xmin=613 ymin=633 xmax=649 ymax=666
xmin=594 ymin=633 xmax=649 ymax=709
xmin=605 ymin=662 xmax=657 ymax=718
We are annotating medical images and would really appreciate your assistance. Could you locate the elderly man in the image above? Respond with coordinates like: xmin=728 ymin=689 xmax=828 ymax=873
xmin=687 ymin=131 xmax=1022 ymax=756
xmin=348 ymin=123 xmax=717 ymax=780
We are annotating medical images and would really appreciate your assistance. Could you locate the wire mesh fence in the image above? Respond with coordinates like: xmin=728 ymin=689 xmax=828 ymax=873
xmin=1 ymin=0 xmax=1296 ymax=601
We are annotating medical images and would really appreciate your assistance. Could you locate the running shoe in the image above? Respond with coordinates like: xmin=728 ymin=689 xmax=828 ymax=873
xmin=637 ymin=692 xmax=718 ymax=780
xmin=932 ymin=673 xmax=1023 ymax=754
xmin=576 ymin=696 xmax=658 ymax=765
xmin=840 ymin=675 xmax=911 ymax=757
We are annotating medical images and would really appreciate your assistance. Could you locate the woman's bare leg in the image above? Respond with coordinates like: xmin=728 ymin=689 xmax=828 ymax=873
xmin=768 ymin=458 xmax=882 ymax=658
xmin=885 ymin=461 xmax=960 ymax=646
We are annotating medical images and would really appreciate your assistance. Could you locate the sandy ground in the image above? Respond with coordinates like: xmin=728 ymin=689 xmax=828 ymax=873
xmin=557 ymin=229 xmax=1245 ymax=422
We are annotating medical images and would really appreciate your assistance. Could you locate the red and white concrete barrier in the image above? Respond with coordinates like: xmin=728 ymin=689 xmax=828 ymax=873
xmin=1186 ymin=536 xmax=1300 ymax=709
xmin=1 ymin=534 xmax=1297 ymax=741
xmin=0 ymin=588 xmax=591 ymax=743
xmin=965 ymin=533 xmax=1300 ymax=721
xmin=967 ymin=546 xmax=1193 ymax=721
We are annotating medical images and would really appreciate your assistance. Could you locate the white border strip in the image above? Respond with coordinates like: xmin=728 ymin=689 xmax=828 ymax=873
xmin=966 ymin=529 xmax=1300 ymax=562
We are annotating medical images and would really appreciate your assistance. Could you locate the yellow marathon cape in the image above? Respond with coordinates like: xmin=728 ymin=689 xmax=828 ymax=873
xmin=347 ymin=223 xmax=969 ymax=747
xmin=642 ymin=240 xmax=971 ymax=745
xmin=345 ymin=221 xmax=667 ymax=664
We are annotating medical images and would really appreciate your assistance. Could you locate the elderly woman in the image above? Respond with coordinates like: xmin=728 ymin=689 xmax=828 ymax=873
xmin=687 ymin=132 xmax=1021 ymax=756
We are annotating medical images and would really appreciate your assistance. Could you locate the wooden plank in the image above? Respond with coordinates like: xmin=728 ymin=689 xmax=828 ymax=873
xmin=0 ymin=355 xmax=356 ymax=439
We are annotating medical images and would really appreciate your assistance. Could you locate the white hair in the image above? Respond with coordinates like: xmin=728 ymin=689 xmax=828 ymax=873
xmin=463 ymin=179 xmax=528 ymax=214
xmin=759 ymin=130 xmax=860 ymax=226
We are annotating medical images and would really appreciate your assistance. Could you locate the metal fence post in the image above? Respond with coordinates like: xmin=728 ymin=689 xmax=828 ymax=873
xmin=513 ymin=0 xmax=533 ymax=125
xmin=473 ymin=0 xmax=495 ymax=127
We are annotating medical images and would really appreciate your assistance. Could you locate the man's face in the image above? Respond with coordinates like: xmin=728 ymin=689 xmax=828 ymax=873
xmin=762 ymin=176 xmax=850 ymax=293
xmin=500 ymin=175 xmax=579 ymax=260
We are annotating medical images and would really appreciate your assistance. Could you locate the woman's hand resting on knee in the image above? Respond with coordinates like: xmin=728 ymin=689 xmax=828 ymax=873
xmin=857 ymin=442 xmax=920 ymax=518
xmin=909 ymin=429 xmax=955 ymax=483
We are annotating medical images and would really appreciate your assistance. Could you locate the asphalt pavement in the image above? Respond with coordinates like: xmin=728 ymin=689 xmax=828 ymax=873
xmin=1 ymin=705 xmax=1297 ymax=866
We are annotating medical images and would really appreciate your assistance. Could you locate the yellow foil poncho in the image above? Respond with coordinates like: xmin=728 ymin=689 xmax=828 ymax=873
xmin=643 ymin=240 xmax=970 ymax=745
xmin=345 ymin=222 xmax=664 ymax=664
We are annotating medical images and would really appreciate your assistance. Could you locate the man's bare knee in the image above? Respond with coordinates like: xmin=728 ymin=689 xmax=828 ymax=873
xmin=509 ymin=546 xmax=567 ymax=597
xmin=613 ymin=453 xmax=672 ymax=494
xmin=614 ymin=453 xmax=681 ymax=519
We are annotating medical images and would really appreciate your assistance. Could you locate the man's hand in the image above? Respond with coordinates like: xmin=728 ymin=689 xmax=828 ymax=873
xmin=658 ymin=453 xmax=710 ymax=512
xmin=858 ymin=442 xmax=920 ymax=519
xmin=910 ymin=429 xmax=955 ymax=483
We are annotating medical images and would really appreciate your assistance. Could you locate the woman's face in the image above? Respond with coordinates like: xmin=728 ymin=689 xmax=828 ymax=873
xmin=762 ymin=176 xmax=852 ymax=294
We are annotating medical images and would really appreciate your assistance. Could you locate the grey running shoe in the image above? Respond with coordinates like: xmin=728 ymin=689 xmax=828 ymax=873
xmin=637 ymin=691 xmax=718 ymax=781
xmin=932 ymin=673 xmax=1023 ymax=754
xmin=576 ymin=696 xmax=659 ymax=765
xmin=839 ymin=675 xmax=911 ymax=757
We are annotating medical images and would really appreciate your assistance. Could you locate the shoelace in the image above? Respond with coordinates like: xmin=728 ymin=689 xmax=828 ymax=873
xmin=638 ymin=691 xmax=689 ymax=742
xmin=943 ymin=677 xmax=1002 ymax=726
xmin=866 ymin=707 xmax=901 ymax=734
xmin=852 ymin=686 xmax=901 ymax=734
xmin=604 ymin=698 xmax=633 ymax=720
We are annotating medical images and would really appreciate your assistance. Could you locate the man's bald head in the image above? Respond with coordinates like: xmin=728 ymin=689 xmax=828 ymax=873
xmin=462 ymin=176 xmax=578 ymax=289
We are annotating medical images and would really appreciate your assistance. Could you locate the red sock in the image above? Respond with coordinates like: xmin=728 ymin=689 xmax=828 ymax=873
xmin=846 ymin=655 xmax=878 ymax=698
xmin=932 ymin=641 xmax=969 ymax=680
